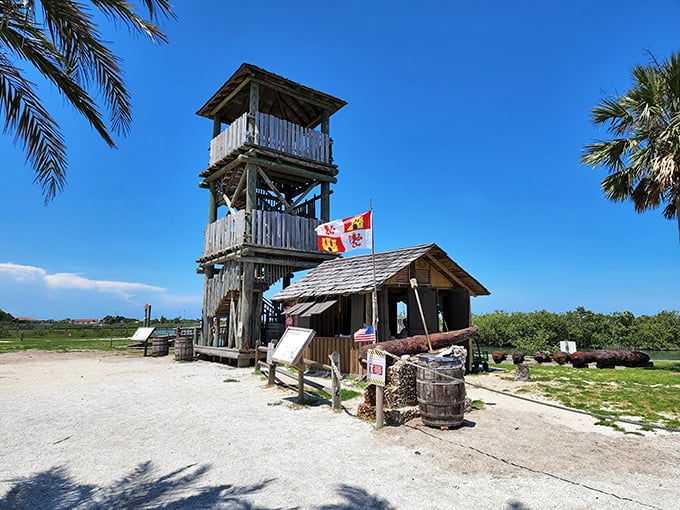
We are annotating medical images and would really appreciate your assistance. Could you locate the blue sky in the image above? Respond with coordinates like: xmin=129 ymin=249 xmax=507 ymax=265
xmin=1 ymin=1 xmax=679 ymax=321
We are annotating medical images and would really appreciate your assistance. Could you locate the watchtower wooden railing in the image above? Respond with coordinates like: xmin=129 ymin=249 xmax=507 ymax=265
xmin=209 ymin=112 xmax=331 ymax=166
xmin=203 ymin=210 xmax=321 ymax=259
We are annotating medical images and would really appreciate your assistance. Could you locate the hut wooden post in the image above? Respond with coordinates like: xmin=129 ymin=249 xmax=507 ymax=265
xmin=320 ymin=110 xmax=330 ymax=221
xmin=330 ymin=351 xmax=341 ymax=411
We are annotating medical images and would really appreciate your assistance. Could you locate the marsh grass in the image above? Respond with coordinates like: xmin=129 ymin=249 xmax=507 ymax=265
xmin=495 ymin=363 xmax=680 ymax=430
xmin=0 ymin=336 xmax=136 ymax=354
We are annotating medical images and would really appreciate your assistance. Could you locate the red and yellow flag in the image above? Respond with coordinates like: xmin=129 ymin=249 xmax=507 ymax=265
xmin=315 ymin=211 xmax=372 ymax=253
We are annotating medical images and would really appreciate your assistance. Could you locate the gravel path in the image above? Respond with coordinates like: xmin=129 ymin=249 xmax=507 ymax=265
xmin=0 ymin=351 xmax=678 ymax=510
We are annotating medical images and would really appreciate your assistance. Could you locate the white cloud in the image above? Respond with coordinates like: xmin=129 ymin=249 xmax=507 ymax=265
xmin=0 ymin=262 xmax=47 ymax=282
xmin=0 ymin=262 xmax=202 ymax=319
xmin=0 ymin=262 xmax=165 ymax=298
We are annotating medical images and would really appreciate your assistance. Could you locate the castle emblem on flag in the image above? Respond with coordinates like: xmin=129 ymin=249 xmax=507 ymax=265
xmin=315 ymin=211 xmax=372 ymax=253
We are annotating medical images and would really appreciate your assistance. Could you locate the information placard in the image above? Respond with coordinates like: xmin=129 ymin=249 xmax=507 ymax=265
xmin=131 ymin=327 xmax=155 ymax=342
xmin=367 ymin=349 xmax=386 ymax=386
xmin=271 ymin=327 xmax=316 ymax=367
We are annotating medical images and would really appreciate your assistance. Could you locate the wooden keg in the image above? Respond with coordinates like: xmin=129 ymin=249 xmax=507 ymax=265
xmin=416 ymin=354 xmax=465 ymax=428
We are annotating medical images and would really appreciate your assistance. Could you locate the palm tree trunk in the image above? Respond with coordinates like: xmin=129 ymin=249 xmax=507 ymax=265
xmin=676 ymin=194 xmax=680 ymax=245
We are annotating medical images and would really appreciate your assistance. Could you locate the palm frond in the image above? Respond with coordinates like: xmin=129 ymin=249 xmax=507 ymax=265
xmin=0 ymin=0 xmax=174 ymax=203
xmin=89 ymin=0 xmax=176 ymax=43
xmin=583 ymin=50 xmax=680 ymax=226
xmin=581 ymin=138 xmax=632 ymax=172
xmin=38 ymin=0 xmax=132 ymax=136
xmin=601 ymin=171 xmax=634 ymax=202
xmin=0 ymin=18 xmax=115 ymax=146
xmin=0 ymin=53 xmax=67 ymax=203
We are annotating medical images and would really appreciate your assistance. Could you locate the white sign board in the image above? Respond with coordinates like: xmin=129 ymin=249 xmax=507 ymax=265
xmin=271 ymin=327 xmax=316 ymax=367
xmin=366 ymin=349 xmax=386 ymax=386
xmin=131 ymin=327 xmax=155 ymax=342
xmin=560 ymin=341 xmax=577 ymax=354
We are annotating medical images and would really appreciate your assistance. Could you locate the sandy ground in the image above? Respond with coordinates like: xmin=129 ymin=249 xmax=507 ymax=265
xmin=0 ymin=350 xmax=678 ymax=510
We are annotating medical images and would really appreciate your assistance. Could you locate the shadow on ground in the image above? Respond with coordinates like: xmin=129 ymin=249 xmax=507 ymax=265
xmin=316 ymin=484 xmax=394 ymax=510
xmin=0 ymin=461 xmax=276 ymax=510
xmin=0 ymin=463 xmax=403 ymax=510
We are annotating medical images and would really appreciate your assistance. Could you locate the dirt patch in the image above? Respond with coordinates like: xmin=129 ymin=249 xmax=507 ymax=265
xmin=1 ymin=350 xmax=678 ymax=509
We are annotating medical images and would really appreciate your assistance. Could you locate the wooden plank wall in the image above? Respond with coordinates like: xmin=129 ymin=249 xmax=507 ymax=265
xmin=208 ymin=112 xmax=330 ymax=167
xmin=203 ymin=211 xmax=246 ymax=257
xmin=304 ymin=336 xmax=363 ymax=375
xmin=252 ymin=210 xmax=319 ymax=251
xmin=256 ymin=112 xmax=329 ymax=163
xmin=203 ymin=210 xmax=319 ymax=259
xmin=209 ymin=112 xmax=248 ymax=166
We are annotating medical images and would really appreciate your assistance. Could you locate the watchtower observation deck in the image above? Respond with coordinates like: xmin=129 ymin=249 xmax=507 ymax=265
xmin=196 ymin=63 xmax=346 ymax=269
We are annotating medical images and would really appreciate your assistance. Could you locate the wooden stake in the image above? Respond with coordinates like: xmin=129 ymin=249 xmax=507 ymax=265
xmin=267 ymin=362 xmax=277 ymax=386
xmin=330 ymin=351 xmax=341 ymax=411
xmin=410 ymin=278 xmax=433 ymax=352
xmin=375 ymin=385 xmax=384 ymax=429
xmin=297 ymin=367 xmax=305 ymax=404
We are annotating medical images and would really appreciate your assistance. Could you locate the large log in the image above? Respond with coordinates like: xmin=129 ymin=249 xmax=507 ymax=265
xmin=358 ymin=326 xmax=478 ymax=362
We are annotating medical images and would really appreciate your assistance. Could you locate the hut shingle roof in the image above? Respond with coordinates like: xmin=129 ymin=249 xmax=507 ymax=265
xmin=272 ymin=243 xmax=490 ymax=301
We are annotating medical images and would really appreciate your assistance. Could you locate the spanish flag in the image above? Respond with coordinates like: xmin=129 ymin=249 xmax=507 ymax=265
xmin=315 ymin=210 xmax=373 ymax=253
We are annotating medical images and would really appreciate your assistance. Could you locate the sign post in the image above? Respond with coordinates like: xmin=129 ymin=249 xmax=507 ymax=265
xmin=367 ymin=348 xmax=386 ymax=429
xmin=272 ymin=327 xmax=316 ymax=403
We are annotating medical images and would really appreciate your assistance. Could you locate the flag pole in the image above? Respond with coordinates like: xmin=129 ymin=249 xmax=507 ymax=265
xmin=370 ymin=200 xmax=378 ymax=344
xmin=369 ymin=200 xmax=383 ymax=430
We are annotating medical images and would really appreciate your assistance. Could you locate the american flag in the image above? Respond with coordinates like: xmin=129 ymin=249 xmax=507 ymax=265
xmin=354 ymin=325 xmax=376 ymax=343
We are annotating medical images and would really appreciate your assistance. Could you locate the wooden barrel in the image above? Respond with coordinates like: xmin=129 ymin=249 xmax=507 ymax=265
xmin=174 ymin=337 xmax=194 ymax=361
xmin=152 ymin=337 xmax=169 ymax=357
xmin=416 ymin=354 xmax=466 ymax=428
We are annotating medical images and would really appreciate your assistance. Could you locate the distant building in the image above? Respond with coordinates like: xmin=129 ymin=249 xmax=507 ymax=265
xmin=69 ymin=318 xmax=101 ymax=325
xmin=17 ymin=317 xmax=40 ymax=322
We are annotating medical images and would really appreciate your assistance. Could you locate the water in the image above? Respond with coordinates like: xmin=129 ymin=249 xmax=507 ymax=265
xmin=644 ymin=350 xmax=680 ymax=361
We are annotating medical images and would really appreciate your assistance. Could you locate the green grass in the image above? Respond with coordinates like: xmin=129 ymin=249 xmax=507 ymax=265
xmin=311 ymin=388 xmax=362 ymax=401
xmin=0 ymin=336 xmax=137 ymax=354
xmin=497 ymin=363 xmax=680 ymax=430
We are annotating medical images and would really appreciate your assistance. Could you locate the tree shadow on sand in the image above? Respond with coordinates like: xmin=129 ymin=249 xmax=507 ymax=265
xmin=315 ymin=484 xmax=395 ymax=510
xmin=0 ymin=461 xmax=280 ymax=510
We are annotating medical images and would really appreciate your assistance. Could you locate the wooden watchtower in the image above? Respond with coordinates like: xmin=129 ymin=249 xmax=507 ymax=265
xmin=195 ymin=63 xmax=346 ymax=365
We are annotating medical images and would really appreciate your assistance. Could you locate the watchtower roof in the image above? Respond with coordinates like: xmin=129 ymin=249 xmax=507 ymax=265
xmin=196 ymin=63 xmax=347 ymax=128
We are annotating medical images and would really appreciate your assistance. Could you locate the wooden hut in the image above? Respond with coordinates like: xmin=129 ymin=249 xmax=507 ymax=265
xmin=194 ymin=63 xmax=346 ymax=366
xmin=271 ymin=243 xmax=490 ymax=373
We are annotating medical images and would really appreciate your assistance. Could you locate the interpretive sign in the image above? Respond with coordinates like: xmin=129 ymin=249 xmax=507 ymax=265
xmin=366 ymin=349 xmax=386 ymax=386
xmin=272 ymin=327 xmax=316 ymax=367
xmin=131 ymin=327 xmax=155 ymax=342
xmin=560 ymin=341 xmax=577 ymax=354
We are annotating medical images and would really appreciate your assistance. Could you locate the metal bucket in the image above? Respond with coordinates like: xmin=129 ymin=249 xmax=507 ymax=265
xmin=152 ymin=337 xmax=169 ymax=357
xmin=174 ymin=337 xmax=193 ymax=361
xmin=416 ymin=354 xmax=466 ymax=428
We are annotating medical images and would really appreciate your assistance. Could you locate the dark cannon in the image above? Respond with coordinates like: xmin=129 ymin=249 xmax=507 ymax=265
xmin=491 ymin=351 xmax=507 ymax=364
xmin=552 ymin=351 xmax=570 ymax=365
xmin=533 ymin=351 xmax=552 ymax=363
xmin=570 ymin=351 xmax=597 ymax=368
xmin=594 ymin=350 xmax=651 ymax=369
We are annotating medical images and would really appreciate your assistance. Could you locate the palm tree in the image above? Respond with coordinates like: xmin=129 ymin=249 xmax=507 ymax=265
xmin=581 ymin=50 xmax=680 ymax=243
xmin=0 ymin=0 xmax=174 ymax=203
